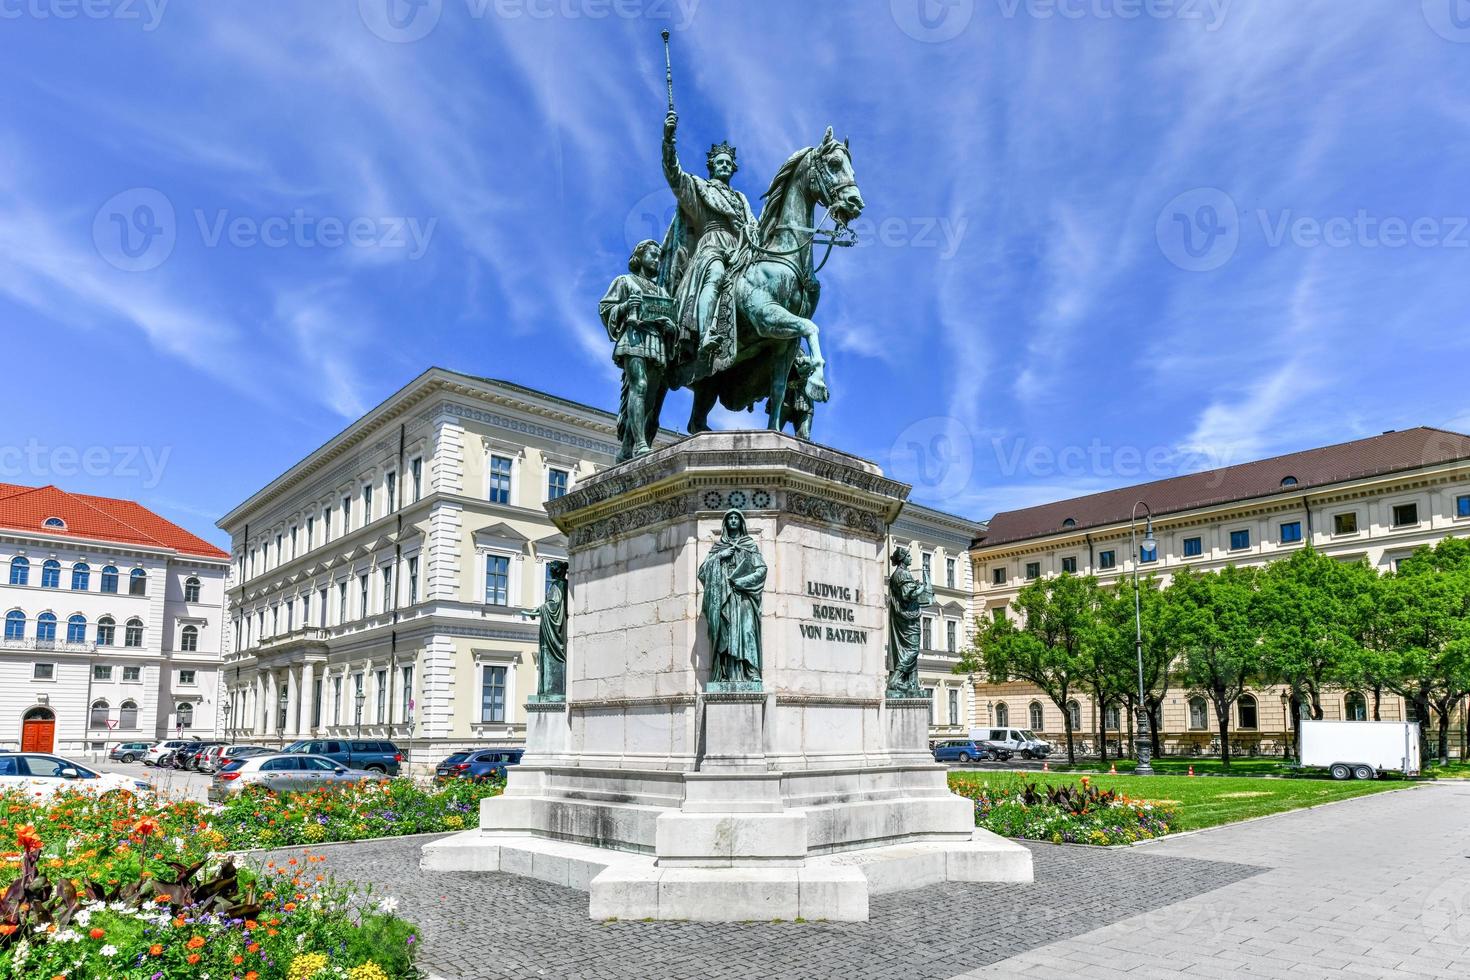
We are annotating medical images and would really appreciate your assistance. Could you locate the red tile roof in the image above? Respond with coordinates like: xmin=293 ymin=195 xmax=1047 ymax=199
xmin=978 ymin=427 xmax=1470 ymax=548
xmin=0 ymin=484 xmax=228 ymax=559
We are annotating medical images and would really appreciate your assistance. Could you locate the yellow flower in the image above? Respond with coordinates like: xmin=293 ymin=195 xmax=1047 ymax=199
xmin=287 ymin=952 xmax=330 ymax=980
xmin=348 ymin=963 xmax=391 ymax=980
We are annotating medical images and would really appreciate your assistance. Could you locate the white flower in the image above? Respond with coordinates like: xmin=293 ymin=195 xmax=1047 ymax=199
xmin=74 ymin=909 xmax=92 ymax=927
xmin=100 ymin=944 xmax=118 ymax=957
xmin=108 ymin=901 xmax=127 ymax=912
xmin=54 ymin=929 xmax=82 ymax=944
xmin=377 ymin=896 xmax=400 ymax=914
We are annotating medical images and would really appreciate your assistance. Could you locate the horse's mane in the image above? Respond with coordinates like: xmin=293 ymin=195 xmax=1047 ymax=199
xmin=757 ymin=146 xmax=812 ymax=244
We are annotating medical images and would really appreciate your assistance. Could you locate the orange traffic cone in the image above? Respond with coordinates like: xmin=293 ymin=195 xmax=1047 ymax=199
xmin=1188 ymin=765 xmax=1196 ymax=777
xmin=1109 ymin=762 xmax=1117 ymax=775
xmin=1042 ymin=760 xmax=1049 ymax=772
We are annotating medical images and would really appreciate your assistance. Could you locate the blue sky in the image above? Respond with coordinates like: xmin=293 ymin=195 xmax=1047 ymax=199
xmin=3 ymin=0 xmax=1469 ymax=547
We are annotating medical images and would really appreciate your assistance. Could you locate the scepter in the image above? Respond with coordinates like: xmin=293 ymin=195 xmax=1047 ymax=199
xmin=661 ymin=29 xmax=674 ymax=112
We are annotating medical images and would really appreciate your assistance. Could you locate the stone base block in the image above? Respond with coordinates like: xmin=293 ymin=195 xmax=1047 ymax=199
xmin=421 ymin=828 xmax=1032 ymax=921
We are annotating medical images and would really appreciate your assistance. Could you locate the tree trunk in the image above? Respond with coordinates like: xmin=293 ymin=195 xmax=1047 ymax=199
xmin=1290 ymin=684 xmax=1303 ymax=763
xmin=1414 ymin=690 xmax=1432 ymax=763
xmin=1308 ymin=684 xmax=1324 ymax=721
xmin=1371 ymin=685 xmax=1381 ymax=722
xmin=1147 ymin=699 xmax=1163 ymax=756
xmin=1125 ymin=694 xmax=1136 ymax=759
xmin=1214 ymin=695 xmax=1232 ymax=770
xmin=1097 ymin=701 xmax=1108 ymax=763
xmin=1434 ymin=698 xmax=1451 ymax=765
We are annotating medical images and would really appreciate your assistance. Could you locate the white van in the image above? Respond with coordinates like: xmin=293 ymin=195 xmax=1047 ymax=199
xmin=972 ymin=727 xmax=1052 ymax=759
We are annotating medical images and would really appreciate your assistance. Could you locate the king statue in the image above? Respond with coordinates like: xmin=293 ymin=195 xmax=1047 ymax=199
xmin=599 ymin=239 xmax=676 ymax=462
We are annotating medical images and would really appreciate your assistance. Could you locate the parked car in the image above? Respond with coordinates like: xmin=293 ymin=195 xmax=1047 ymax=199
xmin=208 ymin=753 xmax=371 ymax=803
xmin=178 ymin=740 xmax=227 ymax=772
xmin=974 ymin=727 xmax=1053 ymax=759
xmin=157 ymin=740 xmax=203 ymax=769
xmin=108 ymin=741 xmax=153 ymax=764
xmin=282 ymin=739 xmax=402 ymax=775
xmin=0 ymin=752 xmax=150 ymax=800
xmin=435 ymin=748 xmax=523 ymax=781
xmin=932 ymin=739 xmax=1008 ymax=764
xmin=143 ymin=740 xmax=188 ymax=766
xmin=199 ymin=744 xmax=271 ymax=773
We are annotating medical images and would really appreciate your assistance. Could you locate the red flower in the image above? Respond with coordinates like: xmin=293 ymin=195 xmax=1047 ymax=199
xmin=15 ymin=824 xmax=42 ymax=852
xmin=89 ymin=927 xmax=105 ymax=939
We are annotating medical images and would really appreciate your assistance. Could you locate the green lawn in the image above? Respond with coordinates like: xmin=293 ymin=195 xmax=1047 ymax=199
xmin=1045 ymin=758 xmax=1296 ymax=777
xmin=951 ymin=770 xmax=1410 ymax=832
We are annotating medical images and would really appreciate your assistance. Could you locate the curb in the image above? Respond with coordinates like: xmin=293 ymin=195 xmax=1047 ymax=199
xmin=227 ymin=829 xmax=457 ymax=858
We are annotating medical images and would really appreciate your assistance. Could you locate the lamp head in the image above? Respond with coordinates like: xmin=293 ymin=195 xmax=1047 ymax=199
xmin=1142 ymin=516 xmax=1156 ymax=553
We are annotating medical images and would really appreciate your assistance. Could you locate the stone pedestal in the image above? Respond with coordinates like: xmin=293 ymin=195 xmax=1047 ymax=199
xmin=422 ymin=431 xmax=1031 ymax=919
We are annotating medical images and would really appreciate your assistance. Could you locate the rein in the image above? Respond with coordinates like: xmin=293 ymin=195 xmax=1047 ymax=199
xmin=745 ymin=145 xmax=857 ymax=276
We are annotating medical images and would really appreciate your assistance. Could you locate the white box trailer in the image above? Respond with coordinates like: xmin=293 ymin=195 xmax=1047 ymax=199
xmin=1299 ymin=720 xmax=1421 ymax=779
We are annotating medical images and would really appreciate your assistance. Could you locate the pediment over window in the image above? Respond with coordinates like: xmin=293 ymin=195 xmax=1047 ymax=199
xmin=474 ymin=523 xmax=530 ymax=549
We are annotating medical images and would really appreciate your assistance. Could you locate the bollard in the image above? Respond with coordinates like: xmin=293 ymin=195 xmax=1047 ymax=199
xmin=1109 ymin=762 xmax=1117 ymax=775
xmin=1042 ymin=760 xmax=1049 ymax=772
xmin=1188 ymin=765 xmax=1196 ymax=777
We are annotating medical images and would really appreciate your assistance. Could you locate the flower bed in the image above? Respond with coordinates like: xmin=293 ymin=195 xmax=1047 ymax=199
xmin=948 ymin=773 xmax=1177 ymax=845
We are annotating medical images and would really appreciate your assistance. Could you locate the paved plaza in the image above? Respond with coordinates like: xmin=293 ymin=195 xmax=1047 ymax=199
xmin=248 ymin=782 xmax=1470 ymax=979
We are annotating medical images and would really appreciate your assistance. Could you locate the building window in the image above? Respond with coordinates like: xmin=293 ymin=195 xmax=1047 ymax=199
xmin=1061 ymin=556 xmax=1077 ymax=574
xmin=359 ymin=573 xmax=370 ymax=618
xmin=946 ymin=557 xmax=956 ymax=588
xmin=1029 ymin=701 xmax=1044 ymax=730
xmin=408 ymin=556 xmax=419 ymax=604
xmin=994 ymin=701 xmax=1008 ymax=727
xmin=33 ymin=662 xmax=54 ymax=680
xmin=338 ymin=581 xmax=348 ymax=624
xmin=98 ymin=565 xmax=119 ymax=594
xmin=1188 ymin=696 xmax=1208 ymax=730
xmin=485 ymin=555 xmax=510 ymax=606
xmin=411 ymin=457 xmax=423 ymax=502
xmin=1098 ymin=550 xmax=1116 ymax=570
xmin=129 ymin=568 xmax=147 ymax=596
xmin=991 ymin=567 xmax=1005 ymax=586
xmin=481 ymin=665 xmax=507 ymax=723
xmin=176 ymin=703 xmax=193 ymax=730
xmin=920 ymin=617 xmax=933 ymax=650
xmin=547 ymin=467 xmax=569 ymax=501
xmin=36 ymin=613 xmax=57 ymax=643
xmin=122 ymin=665 xmax=140 ymax=682
xmin=1229 ymin=529 xmax=1251 ymax=551
xmin=1457 ymin=494 xmax=1470 ymax=519
xmin=1391 ymin=503 xmax=1419 ymax=528
xmin=333 ymin=675 xmax=343 ymax=725
xmin=66 ymin=614 xmax=86 ymax=644
xmin=179 ymin=669 xmax=196 ymax=685
xmin=1104 ymin=703 xmax=1120 ymax=730
xmin=9 ymin=557 xmax=29 ymax=586
xmin=1345 ymin=691 xmax=1367 ymax=721
xmin=180 ymin=625 xmax=198 ymax=652
xmin=382 ymin=566 xmax=394 ymax=610
xmin=946 ymin=620 xmax=957 ymax=653
xmin=489 ymin=455 xmax=513 ymax=505
xmin=306 ymin=515 xmax=315 ymax=549
xmin=1139 ymin=543 xmax=1157 ymax=563
xmin=342 ymin=494 xmax=352 ymax=531
xmin=385 ymin=471 xmax=397 ymax=511
xmin=302 ymin=593 xmax=310 ymax=626
xmin=97 ymin=617 xmax=115 ymax=646
xmin=312 ymin=677 xmax=323 ymax=728
xmin=119 ymin=699 xmax=138 ymax=729
xmin=400 ymin=664 xmax=415 ymax=721
xmin=41 ymin=560 xmax=60 ymax=589
xmin=89 ymin=699 xmax=110 ymax=729
xmin=124 ymin=618 xmax=143 ymax=647
xmin=1333 ymin=512 xmax=1358 ymax=535
xmin=924 ymin=687 xmax=935 ymax=720
xmin=947 ymin=688 xmax=959 ymax=726
xmin=1066 ymin=700 xmax=1081 ymax=730
xmin=93 ymin=664 xmax=112 ymax=681
xmin=319 ymin=588 xmax=327 ymax=627
xmin=323 ymin=506 xmax=333 ymax=542
xmin=1238 ymin=694 xmax=1258 ymax=730
xmin=1183 ymin=536 xmax=1203 ymax=558
xmin=375 ymin=668 xmax=387 ymax=723
xmin=1280 ymin=521 xmax=1302 ymax=544
xmin=70 ymin=563 xmax=90 ymax=591
xmin=921 ymin=552 xmax=933 ymax=581
xmin=4 ymin=610 xmax=24 ymax=640
xmin=1024 ymin=562 xmax=1040 ymax=581
xmin=184 ymin=576 xmax=201 ymax=602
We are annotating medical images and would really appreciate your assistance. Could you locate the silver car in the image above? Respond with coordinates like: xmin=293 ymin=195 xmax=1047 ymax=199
xmin=199 ymin=744 xmax=270 ymax=773
xmin=208 ymin=752 xmax=370 ymax=802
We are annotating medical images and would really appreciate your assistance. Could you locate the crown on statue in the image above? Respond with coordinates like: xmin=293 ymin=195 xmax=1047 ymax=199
xmin=706 ymin=141 xmax=739 ymax=174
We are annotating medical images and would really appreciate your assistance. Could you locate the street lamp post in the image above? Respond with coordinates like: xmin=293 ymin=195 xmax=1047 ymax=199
xmin=355 ymin=690 xmax=366 ymax=740
xmin=277 ymin=687 xmax=288 ymax=749
xmin=222 ymin=699 xmax=233 ymax=746
xmin=1130 ymin=500 xmax=1156 ymax=776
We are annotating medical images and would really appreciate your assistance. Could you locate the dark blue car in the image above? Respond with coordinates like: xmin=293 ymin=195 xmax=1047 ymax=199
xmin=436 ymin=748 xmax=523 ymax=782
xmin=932 ymin=739 xmax=1008 ymax=764
xmin=283 ymin=738 xmax=402 ymax=775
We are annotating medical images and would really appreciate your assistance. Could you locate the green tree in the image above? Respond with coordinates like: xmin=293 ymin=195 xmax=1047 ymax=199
xmin=1166 ymin=565 xmax=1262 ymax=770
xmin=1100 ymin=576 xmax=1172 ymax=758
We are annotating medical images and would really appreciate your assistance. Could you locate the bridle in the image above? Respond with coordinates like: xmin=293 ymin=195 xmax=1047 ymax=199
xmin=746 ymin=141 xmax=858 ymax=276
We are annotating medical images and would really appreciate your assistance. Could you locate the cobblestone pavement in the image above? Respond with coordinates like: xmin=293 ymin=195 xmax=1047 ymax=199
xmin=960 ymin=782 xmax=1468 ymax=980
xmin=251 ymin=835 xmax=1259 ymax=979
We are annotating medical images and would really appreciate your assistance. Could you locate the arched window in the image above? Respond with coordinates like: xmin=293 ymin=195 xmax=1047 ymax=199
xmin=96 ymin=616 xmax=116 ymax=646
xmin=1188 ymin=696 xmax=1209 ymax=730
xmin=994 ymin=701 xmax=1009 ymax=727
xmin=41 ymin=560 xmax=60 ymax=589
xmin=1344 ymin=691 xmax=1367 ymax=721
xmin=119 ymin=699 xmax=139 ymax=729
xmin=89 ymin=699 xmax=110 ymax=729
xmin=1104 ymin=703 xmax=1120 ymax=730
xmin=42 ymin=517 xmax=65 ymax=529
xmin=3 ymin=610 xmax=24 ymax=640
xmin=36 ymin=612 xmax=57 ymax=643
xmin=100 ymin=566 xmax=119 ymax=594
xmin=1066 ymin=699 xmax=1081 ymax=730
xmin=1029 ymin=701 xmax=1044 ymax=731
xmin=180 ymin=625 xmax=198 ymax=652
xmin=184 ymin=576 xmax=201 ymax=603
xmin=128 ymin=568 xmax=147 ymax=596
xmin=9 ymin=557 xmax=29 ymax=586
xmin=175 ymin=702 xmax=194 ymax=730
xmin=124 ymin=618 xmax=143 ymax=648
xmin=1238 ymin=693 xmax=1258 ymax=730
xmin=66 ymin=614 xmax=86 ymax=644
xmin=70 ymin=562 xmax=90 ymax=591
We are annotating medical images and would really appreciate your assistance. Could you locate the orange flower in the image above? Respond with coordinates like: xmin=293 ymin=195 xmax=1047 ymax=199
xmin=149 ymin=944 xmax=163 ymax=956
xmin=132 ymin=816 xmax=160 ymax=837
xmin=244 ymin=919 xmax=258 ymax=930
xmin=172 ymin=917 xmax=186 ymax=928
xmin=0 ymin=925 xmax=17 ymax=936
xmin=15 ymin=824 xmax=42 ymax=852
xmin=187 ymin=954 xmax=201 ymax=965
xmin=246 ymin=972 xmax=259 ymax=980
xmin=187 ymin=935 xmax=206 ymax=950
xmin=247 ymin=942 xmax=261 ymax=953
xmin=284 ymin=902 xmax=296 ymax=912
xmin=89 ymin=927 xmax=105 ymax=939
xmin=233 ymin=955 xmax=243 ymax=965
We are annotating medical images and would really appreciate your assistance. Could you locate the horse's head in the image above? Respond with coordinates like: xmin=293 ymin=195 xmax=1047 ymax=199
xmin=812 ymin=126 xmax=863 ymax=225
